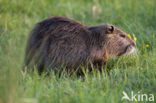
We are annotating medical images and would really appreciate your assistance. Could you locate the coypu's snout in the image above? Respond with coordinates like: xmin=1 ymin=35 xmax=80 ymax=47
xmin=125 ymin=43 xmax=136 ymax=55
xmin=118 ymin=34 xmax=136 ymax=56
xmin=124 ymin=34 xmax=136 ymax=55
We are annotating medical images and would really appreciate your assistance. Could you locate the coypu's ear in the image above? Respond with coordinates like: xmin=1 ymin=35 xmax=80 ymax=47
xmin=105 ymin=25 xmax=114 ymax=34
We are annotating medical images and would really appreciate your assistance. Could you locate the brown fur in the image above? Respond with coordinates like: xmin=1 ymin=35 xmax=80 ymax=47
xmin=25 ymin=16 xmax=136 ymax=73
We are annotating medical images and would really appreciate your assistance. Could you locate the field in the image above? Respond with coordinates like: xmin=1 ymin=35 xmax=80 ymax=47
xmin=0 ymin=0 xmax=156 ymax=103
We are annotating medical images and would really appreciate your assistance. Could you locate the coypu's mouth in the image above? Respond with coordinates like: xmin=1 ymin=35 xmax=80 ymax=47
xmin=118 ymin=44 xmax=135 ymax=56
xmin=125 ymin=44 xmax=135 ymax=54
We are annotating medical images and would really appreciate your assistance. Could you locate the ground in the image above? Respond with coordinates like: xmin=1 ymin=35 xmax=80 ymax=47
xmin=0 ymin=0 xmax=156 ymax=103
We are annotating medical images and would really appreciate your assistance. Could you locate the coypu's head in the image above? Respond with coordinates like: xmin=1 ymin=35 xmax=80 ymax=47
xmin=89 ymin=24 xmax=136 ymax=59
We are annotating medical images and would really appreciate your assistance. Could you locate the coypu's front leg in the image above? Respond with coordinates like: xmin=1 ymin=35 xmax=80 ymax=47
xmin=93 ymin=60 xmax=107 ymax=73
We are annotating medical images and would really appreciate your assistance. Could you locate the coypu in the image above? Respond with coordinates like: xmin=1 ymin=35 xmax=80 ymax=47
xmin=25 ymin=16 xmax=136 ymax=74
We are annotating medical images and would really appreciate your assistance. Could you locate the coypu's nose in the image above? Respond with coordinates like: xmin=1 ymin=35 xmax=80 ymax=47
xmin=127 ymin=35 xmax=136 ymax=47
xmin=132 ymin=41 xmax=136 ymax=47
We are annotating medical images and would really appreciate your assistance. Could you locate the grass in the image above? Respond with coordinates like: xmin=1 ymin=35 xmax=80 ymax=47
xmin=0 ymin=0 xmax=156 ymax=103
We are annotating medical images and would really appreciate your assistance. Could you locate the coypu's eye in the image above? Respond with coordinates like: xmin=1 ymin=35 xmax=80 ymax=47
xmin=120 ymin=34 xmax=126 ymax=38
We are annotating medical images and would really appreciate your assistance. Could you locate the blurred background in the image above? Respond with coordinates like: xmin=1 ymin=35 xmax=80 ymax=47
xmin=0 ymin=0 xmax=156 ymax=103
